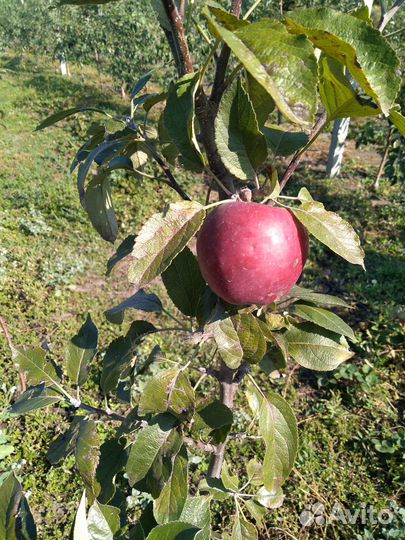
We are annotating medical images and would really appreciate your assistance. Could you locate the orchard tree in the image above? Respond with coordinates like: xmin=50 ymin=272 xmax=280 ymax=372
xmin=2 ymin=0 xmax=405 ymax=539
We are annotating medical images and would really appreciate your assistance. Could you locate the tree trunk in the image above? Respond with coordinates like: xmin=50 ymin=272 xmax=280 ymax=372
xmin=326 ymin=117 xmax=351 ymax=178
xmin=326 ymin=0 xmax=374 ymax=178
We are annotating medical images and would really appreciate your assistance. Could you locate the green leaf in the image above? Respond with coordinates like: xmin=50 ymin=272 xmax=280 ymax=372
xmin=0 ymin=445 xmax=14 ymax=460
xmin=164 ymin=72 xmax=204 ymax=170
xmin=232 ymin=514 xmax=258 ymax=540
xmin=35 ymin=106 xmax=109 ymax=131
xmin=291 ymin=197 xmax=365 ymax=268
xmin=198 ymin=477 xmax=232 ymax=500
xmin=12 ymin=346 xmax=59 ymax=387
xmin=280 ymin=285 xmax=350 ymax=308
xmin=100 ymin=336 xmax=133 ymax=395
xmin=75 ymin=418 xmax=100 ymax=500
xmin=10 ymin=383 xmax=62 ymax=415
xmin=126 ymin=414 xmax=177 ymax=486
xmin=290 ymin=304 xmax=356 ymax=341
xmin=128 ymin=202 xmax=205 ymax=290
xmin=254 ymin=388 xmax=298 ymax=492
xmin=106 ymin=235 xmax=135 ymax=276
xmin=256 ymin=486 xmax=284 ymax=508
xmin=389 ymin=107 xmax=405 ymax=138
xmin=105 ymin=290 xmax=162 ymax=325
xmin=18 ymin=495 xmax=37 ymax=540
xmin=221 ymin=461 xmax=240 ymax=491
xmin=96 ymin=438 xmax=127 ymax=504
xmin=179 ymin=497 xmax=211 ymax=540
xmin=100 ymin=321 xmax=156 ymax=394
xmin=146 ymin=521 xmax=200 ymax=540
xmin=244 ymin=499 xmax=266 ymax=528
xmin=162 ymin=247 xmax=206 ymax=317
xmin=154 ymin=444 xmax=188 ymax=524
xmin=232 ymin=313 xmax=267 ymax=364
xmin=0 ymin=472 xmax=21 ymax=540
xmin=246 ymin=459 xmax=263 ymax=486
xmin=286 ymin=7 xmax=400 ymax=115
xmin=58 ymin=0 xmax=120 ymax=5
xmin=263 ymin=125 xmax=308 ymax=156
xmin=319 ymin=55 xmax=381 ymax=120
xmin=215 ymin=79 xmax=267 ymax=180
xmin=285 ymin=322 xmax=354 ymax=371
xmin=77 ymin=138 xmax=128 ymax=204
xmin=84 ymin=174 xmax=118 ymax=244
xmin=210 ymin=317 xmax=243 ymax=369
xmin=245 ymin=73 xmax=275 ymax=128
xmin=66 ymin=314 xmax=98 ymax=386
xmin=197 ymin=400 xmax=233 ymax=430
xmin=73 ymin=491 xmax=90 ymax=540
xmin=139 ymin=369 xmax=195 ymax=417
xmin=47 ymin=418 xmax=81 ymax=465
xmin=87 ymin=500 xmax=120 ymax=540
xmin=205 ymin=8 xmax=318 ymax=125
xmin=131 ymin=69 xmax=154 ymax=99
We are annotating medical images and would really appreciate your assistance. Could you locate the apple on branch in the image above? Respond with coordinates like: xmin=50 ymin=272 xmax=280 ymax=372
xmin=197 ymin=201 xmax=309 ymax=305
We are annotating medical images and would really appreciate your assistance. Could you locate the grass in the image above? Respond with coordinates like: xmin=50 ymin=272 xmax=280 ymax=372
xmin=1 ymin=52 xmax=404 ymax=540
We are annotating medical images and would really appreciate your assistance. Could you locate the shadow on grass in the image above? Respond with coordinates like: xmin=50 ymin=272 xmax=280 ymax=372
xmin=2 ymin=52 xmax=127 ymax=114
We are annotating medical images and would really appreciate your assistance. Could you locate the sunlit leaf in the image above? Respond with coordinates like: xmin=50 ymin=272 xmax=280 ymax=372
xmin=128 ymin=202 xmax=205 ymax=290
xmin=10 ymin=383 xmax=62 ymax=415
xmin=164 ymin=72 xmax=204 ymax=170
xmin=145 ymin=521 xmax=200 ymax=540
xmin=253 ymin=387 xmax=298 ymax=492
xmin=179 ymin=497 xmax=211 ymax=540
xmin=289 ymin=304 xmax=356 ymax=340
xmin=126 ymin=414 xmax=177 ymax=486
xmin=75 ymin=418 xmax=100 ymax=501
xmin=205 ymin=7 xmax=318 ymax=125
xmin=139 ymin=369 xmax=195 ymax=417
xmin=154 ymin=444 xmax=188 ymax=524
xmin=12 ymin=346 xmax=59 ymax=387
xmin=285 ymin=322 xmax=354 ymax=370
xmin=319 ymin=55 xmax=380 ymax=120
xmin=215 ymin=79 xmax=267 ymax=180
xmin=291 ymin=196 xmax=365 ymax=268
xmin=286 ymin=7 xmax=400 ymax=115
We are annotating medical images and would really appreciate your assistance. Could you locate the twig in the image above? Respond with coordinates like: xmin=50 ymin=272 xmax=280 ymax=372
xmin=203 ymin=166 xmax=233 ymax=197
xmin=279 ymin=110 xmax=328 ymax=191
xmin=384 ymin=26 xmax=405 ymax=37
xmin=378 ymin=0 xmax=405 ymax=31
xmin=79 ymin=402 xmax=126 ymax=422
xmin=210 ymin=0 xmax=243 ymax=104
xmin=207 ymin=360 xmax=239 ymax=478
xmin=373 ymin=125 xmax=393 ymax=191
xmin=0 ymin=316 xmax=27 ymax=392
xmin=162 ymin=0 xmax=193 ymax=75
xmin=179 ymin=0 xmax=187 ymax=20
xmin=184 ymin=436 xmax=216 ymax=453
xmin=243 ymin=0 xmax=264 ymax=19
xmin=142 ymin=139 xmax=191 ymax=201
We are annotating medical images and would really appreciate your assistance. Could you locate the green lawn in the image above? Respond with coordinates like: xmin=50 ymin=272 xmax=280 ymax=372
xmin=0 ymin=53 xmax=404 ymax=539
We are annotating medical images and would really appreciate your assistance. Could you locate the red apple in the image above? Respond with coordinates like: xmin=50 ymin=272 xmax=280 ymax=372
xmin=196 ymin=201 xmax=309 ymax=305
